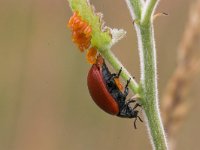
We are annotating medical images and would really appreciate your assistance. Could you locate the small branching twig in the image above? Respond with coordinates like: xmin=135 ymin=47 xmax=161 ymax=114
xmin=161 ymin=0 xmax=200 ymax=149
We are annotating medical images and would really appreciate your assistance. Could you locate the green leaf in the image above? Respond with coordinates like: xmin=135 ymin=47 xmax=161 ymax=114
xmin=68 ymin=0 xmax=112 ymax=51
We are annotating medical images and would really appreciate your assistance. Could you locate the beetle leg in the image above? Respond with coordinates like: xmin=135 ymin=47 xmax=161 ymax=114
xmin=121 ymin=100 xmax=136 ymax=112
xmin=116 ymin=67 xmax=122 ymax=78
xmin=138 ymin=116 xmax=143 ymax=122
xmin=132 ymin=103 xmax=142 ymax=110
xmin=128 ymin=96 xmax=142 ymax=107
xmin=133 ymin=110 xmax=139 ymax=129
xmin=134 ymin=117 xmax=137 ymax=129
xmin=134 ymin=115 xmax=143 ymax=129
xmin=108 ymin=67 xmax=122 ymax=80
xmin=125 ymin=78 xmax=131 ymax=88
xmin=121 ymin=103 xmax=128 ymax=112
xmin=126 ymin=97 xmax=142 ymax=110
xmin=124 ymin=78 xmax=131 ymax=96
xmin=108 ymin=74 xmax=116 ymax=80
xmin=126 ymin=100 xmax=136 ymax=105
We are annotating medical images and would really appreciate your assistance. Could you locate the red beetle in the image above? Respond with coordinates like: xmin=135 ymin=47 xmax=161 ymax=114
xmin=87 ymin=55 xmax=142 ymax=128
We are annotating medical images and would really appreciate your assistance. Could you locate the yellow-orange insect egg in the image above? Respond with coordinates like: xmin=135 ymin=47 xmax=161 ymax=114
xmin=68 ymin=12 xmax=92 ymax=52
xmin=86 ymin=47 xmax=98 ymax=64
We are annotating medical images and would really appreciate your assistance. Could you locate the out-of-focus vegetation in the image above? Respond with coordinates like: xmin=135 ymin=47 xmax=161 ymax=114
xmin=0 ymin=0 xmax=200 ymax=150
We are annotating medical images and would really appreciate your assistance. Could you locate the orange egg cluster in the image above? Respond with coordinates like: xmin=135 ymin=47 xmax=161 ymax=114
xmin=86 ymin=47 xmax=97 ymax=64
xmin=68 ymin=12 xmax=92 ymax=52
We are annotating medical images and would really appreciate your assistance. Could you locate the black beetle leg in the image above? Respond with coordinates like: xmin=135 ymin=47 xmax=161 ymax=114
xmin=133 ymin=111 xmax=139 ymax=129
xmin=133 ymin=110 xmax=143 ymax=129
xmin=116 ymin=67 xmax=122 ymax=78
xmin=121 ymin=100 xmax=138 ymax=116
xmin=138 ymin=116 xmax=143 ymax=122
xmin=126 ymin=100 xmax=136 ymax=105
xmin=125 ymin=78 xmax=131 ymax=88
xmin=132 ymin=103 xmax=142 ymax=110
xmin=121 ymin=99 xmax=135 ymax=111
xmin=124 ymin=78 xmax=131 ymax=96
xmin=134 ymin=118 xmax=137 ymax=129
xmin=121 ymin=103 xmax=129 ymax=112
xmin=108 ymin=67 xmax=122 ymax=80
xmin=108 ymin=74 xmax=116 ymax=81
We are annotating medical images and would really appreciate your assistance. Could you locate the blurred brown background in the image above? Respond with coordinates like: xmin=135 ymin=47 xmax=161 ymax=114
xmin=0 ymin=0 xmax=200 ymax=150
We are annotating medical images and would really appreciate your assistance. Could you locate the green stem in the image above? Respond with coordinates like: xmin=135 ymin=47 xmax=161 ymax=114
xmin=136 ymin=23 xmax=168 ymax=150
xmin=141 ymin=0 xmax=159 ymax=25
xmin=100 ymin=49 xmax=139 ymax=94
xmin=126 ymin=0 xmax=144 ymax=18
xmin=126 ymin=0 xmax=168 ymax=149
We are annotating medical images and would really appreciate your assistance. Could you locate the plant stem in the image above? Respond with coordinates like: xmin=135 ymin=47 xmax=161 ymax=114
xmin=126 ymin=0 xmax=168 ymax=149
xmin=141 ymin=0 xmax=160 ymax=25
xmin=100 ymin=49 xmax=139 ymax=94
xmin=125 ymin=0 xmax=144 ymax=19
xmin=136 ymin=22 xmax=168 ymax=150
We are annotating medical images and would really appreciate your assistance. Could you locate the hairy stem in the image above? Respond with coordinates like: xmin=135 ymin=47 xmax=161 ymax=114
xmin=126 ymin=0 xmax=168 ymax=149
xmin=136 ymin=23 xmax=168 ymax=150
xmin=141 ymin=0 xmax=160 ymax=25
xmin=125 ymin=0 xmax=144 ymax=19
